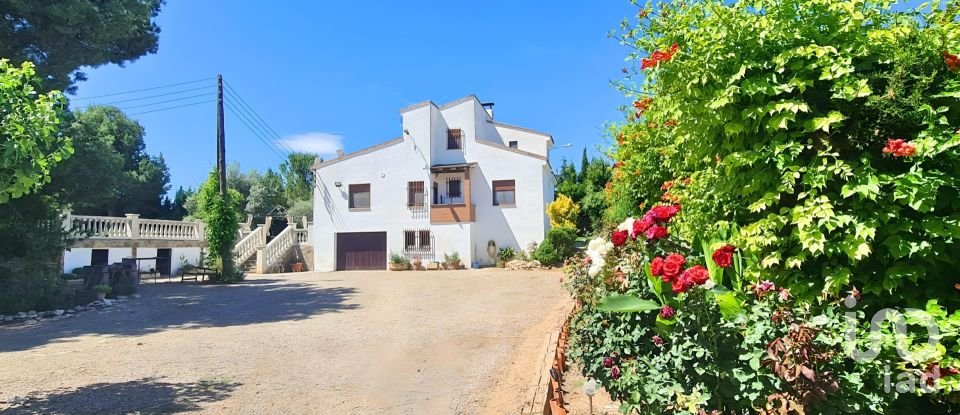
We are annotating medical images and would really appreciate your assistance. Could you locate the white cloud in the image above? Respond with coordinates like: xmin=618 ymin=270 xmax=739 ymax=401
xmin=278 ymin=132 xmax=344 ymax=157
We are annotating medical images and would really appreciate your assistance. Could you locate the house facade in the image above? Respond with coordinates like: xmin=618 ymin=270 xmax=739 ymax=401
xmin=312 ymin=95 xmax=555 ymax=271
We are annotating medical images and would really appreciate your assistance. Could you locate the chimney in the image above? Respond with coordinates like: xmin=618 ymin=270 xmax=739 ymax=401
xmin=481 ymin=102 xmax=494 ymax=119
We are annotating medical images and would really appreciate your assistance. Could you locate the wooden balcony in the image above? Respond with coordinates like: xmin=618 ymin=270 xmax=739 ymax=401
xmin=430 ymin=204 xmax=476 ymax=224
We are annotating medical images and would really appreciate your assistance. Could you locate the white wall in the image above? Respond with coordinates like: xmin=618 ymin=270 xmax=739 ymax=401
xmin=313 ymin=96 xmax=553 ymax=271
xmin=313 ymin=127 xmax=432 ymax=271
xmin=63 ymin=246 xmax=202 ymax=275
xmin=493 ymin=123 xmax=551 ymax=157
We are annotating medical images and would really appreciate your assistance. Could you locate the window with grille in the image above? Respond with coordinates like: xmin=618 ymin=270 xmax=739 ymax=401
xmin=407 ymin=181 xmax=425 ymax=208
xmin=447 ymin=179 xmax=462 ymax=199
xmin=493 ymin=180 xmax=516 ymax=206
xmin=348 ymin=183 xmax=371 ymax=210
xmin=447 ymin=128 xmax=462 ymax=150
xmin=404 ymin=230 xmax=416 ymax=249
xmin=418 ymin=230 xmax=431 ymax=249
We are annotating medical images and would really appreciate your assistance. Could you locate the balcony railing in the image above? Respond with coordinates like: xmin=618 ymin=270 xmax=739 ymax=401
xmin=67 ymin=212 xmax=203 ymax=241
xmin=430 ymin=203 xmax=475 ymax=224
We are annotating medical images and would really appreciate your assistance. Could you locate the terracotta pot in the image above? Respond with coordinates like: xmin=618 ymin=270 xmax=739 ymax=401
xmin=412 ymin=261 xmax=422 ymax=270
xmin=451 ymin=260 xmax=462 ymax=269
xmin=291 ymin=262 xmax=304 ymax=272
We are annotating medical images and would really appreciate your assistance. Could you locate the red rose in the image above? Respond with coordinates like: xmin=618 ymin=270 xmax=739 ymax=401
xmin=649 ymin=204 xmax=681 ymax=222
xmin=661 ymin=253 xmax=685 ymax=282
xmin=633 ymin=215 xmax=655 ymax=238
xmin=650 ymin=256 xmax=664 ymax=276
xmin=611 ymin=229 xmax=629 ymax=247
xmin=712 ymin=244 xmax=736 ymax=268
xmin=682 ymin=265 xmax=710 ymax=285
xmin=645 ymin=224 xmax=668 ymax=240
xmin=671 ymin=277 xmax=693 ymax=294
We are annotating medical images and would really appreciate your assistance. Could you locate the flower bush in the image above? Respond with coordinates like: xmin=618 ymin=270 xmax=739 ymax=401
xmin=567 ymin=0 xmax=960 ymax=413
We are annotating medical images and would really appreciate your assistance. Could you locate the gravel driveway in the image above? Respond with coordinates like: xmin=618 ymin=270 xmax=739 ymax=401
xmin=0 ymin=269 xmax=570 ymax=415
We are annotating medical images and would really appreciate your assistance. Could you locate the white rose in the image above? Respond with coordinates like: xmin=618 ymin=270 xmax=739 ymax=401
xmin=616 ymin=217 xmax=636 ymax=232
xmin=588 ymin=256 xmax=606 ymax=276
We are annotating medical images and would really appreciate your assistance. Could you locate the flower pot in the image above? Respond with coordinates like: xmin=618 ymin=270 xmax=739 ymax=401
xmin=412 ymin=261 xmax=422 ymax=270
xmin=496 ymin=260 xmax=506 ymax=268
xmin=389 ymin=263 xmax=408 ymax=271
xmin=96 ymin=292 xmax=107 ymax=301
xmin=291 ymin=262 xmax=304 ymax=272
xmin=451 ymin=260 xmax=462 ymax=269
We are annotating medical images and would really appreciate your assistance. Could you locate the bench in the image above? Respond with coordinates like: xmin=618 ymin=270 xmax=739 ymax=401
xmin=180 ymin=266 xmax=219 ymax=283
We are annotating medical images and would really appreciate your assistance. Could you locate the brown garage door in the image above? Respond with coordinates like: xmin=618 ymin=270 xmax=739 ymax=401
xmin=336 ymin=232 xmax=387 ymax=271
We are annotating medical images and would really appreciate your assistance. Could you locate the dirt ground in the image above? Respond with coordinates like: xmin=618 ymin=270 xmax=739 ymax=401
xmin=0 ymin=269 xmax=571 ymax=415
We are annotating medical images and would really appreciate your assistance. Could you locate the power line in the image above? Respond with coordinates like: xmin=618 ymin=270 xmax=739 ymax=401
xmin=84 ymin=85 xmax=214 ymax=106
xmin=127 ymin=99 xmax=215 ymax=116
xmin=223 ymin=100 xmax=287 ymax=162
xmin=223 ymin=98 xmax=289 ymax=159
xmin=222 ymin=81 xmax=296 ymax=155
xmin=72 ymin=77 xmax=214 ymax=101
xmin=222 ymin=87 xmax=295 ymax=155
xmin=117 ymin=92 xmax=215 ymax=111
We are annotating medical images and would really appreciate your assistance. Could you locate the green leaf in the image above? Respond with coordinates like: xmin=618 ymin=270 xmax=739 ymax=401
xmin=597 ymin=295 xmax=660 ymax=313
xmin=804 ymin=111 xmax=846 ymax=132
xmin=712 ymin=289 xmax=745 ymax=320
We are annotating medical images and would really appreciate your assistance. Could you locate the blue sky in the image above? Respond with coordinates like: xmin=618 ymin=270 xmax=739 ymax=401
xmin=70 ymin=1 xmax=636 ymax=192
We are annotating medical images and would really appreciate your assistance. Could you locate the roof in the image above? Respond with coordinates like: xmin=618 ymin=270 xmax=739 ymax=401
xmin=311 ymin=137 xmax=404 ymax=170
xmin=398 ymin=94 xmax=482 ymax=115
xmin=430 ymin=162 xmax=477 ymax=173
xmin=490 ymin=120 xmax=555 ymax=144
xmin=475 ymin=139 xmax=547 ymax=161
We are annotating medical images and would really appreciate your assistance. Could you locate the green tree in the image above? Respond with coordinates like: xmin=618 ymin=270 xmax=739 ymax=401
xmin=52 ymin=106 xmax=171 ymax=217
xmin=161 ymin=186 xmax=191 ymax=220
xmin=0 ymin=60 xmax=71 ymax=203
xmin=578 ymin=148 xmax=589 ymax=183
xmin=194 ymin=169 xmax=242 ymax=282
xmin=555 ymin=158 xmax=585 ymax=201
xmin=0 ymin=0 xmax=163 ymax=93
xmin=245 ymin=169 xmax=285 ymax=216
xmin=280 ymin=152 xmax=317 ymax=205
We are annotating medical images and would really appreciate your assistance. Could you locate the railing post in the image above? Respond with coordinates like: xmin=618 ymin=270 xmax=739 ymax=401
xmin=125 ymin=213 xmax=140 ymax=258
xmin=262 ymin=217 xmax=272 ymax=245
xmin=255 ymin=247 xmax=265 ymax=274
xmin=61 ymin=209 xmax=72 ymax=233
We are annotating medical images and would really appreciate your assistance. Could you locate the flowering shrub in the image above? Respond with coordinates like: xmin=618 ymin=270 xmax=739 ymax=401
xmin=607 ymin=0 xmax=960 ymax=305
xmin=567 ymin=0 xmax=960 ymax=413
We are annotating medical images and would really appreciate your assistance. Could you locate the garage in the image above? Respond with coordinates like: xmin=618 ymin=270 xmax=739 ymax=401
xmin=336 ymin=232 xmax=387 ymax=271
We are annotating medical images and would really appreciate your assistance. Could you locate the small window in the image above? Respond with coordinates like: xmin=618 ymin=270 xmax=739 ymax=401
xmin=447 ymin=128 xmax=462 ymax=150
xmin=418 ymin=230 xmax=431 ymax=249
xmin=348 ymin=184 xmax=371 ymax=210
xmin=91 ymin=249 xmax=109 ymax=266
xmin=493 ymin=180 xmax=516 ymax=206
xmin=508 ymin=141 xmax=518 ymax=149
xmin=404 ymin=230 xmax=416 ymax=249
xmin=447 ymin=179 xmax=462 ymax=199
xmin=407 ymin=181 xmax=425 ymax=208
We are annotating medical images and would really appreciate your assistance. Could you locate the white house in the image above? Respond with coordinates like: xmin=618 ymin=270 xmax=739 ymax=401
xmin=312 ymin=95 xmax=555 ymax=271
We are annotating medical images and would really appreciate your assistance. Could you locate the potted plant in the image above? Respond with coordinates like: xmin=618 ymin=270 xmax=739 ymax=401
xmin=389 ymin=253 xmax=411 ymax=271
xmin=444 ymin=252 xmax=462 ymax=270
xmin=411 ymin=256 xmax=422 ymax=270
xmin=94 ymin=284 xmax=112 ymax=300
xmin=291 ymin=262 xmax=304 ymax=272
xmin=497 ymin=246 xmax=516 ymax=268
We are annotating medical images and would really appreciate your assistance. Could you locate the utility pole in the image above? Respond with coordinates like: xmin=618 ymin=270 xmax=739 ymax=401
xmin=216 ymin=74 xmax=233 ymax=278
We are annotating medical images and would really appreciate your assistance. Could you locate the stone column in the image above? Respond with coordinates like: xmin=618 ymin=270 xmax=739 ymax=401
xmin=125 ymin=214 xmax=140 ymax=259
